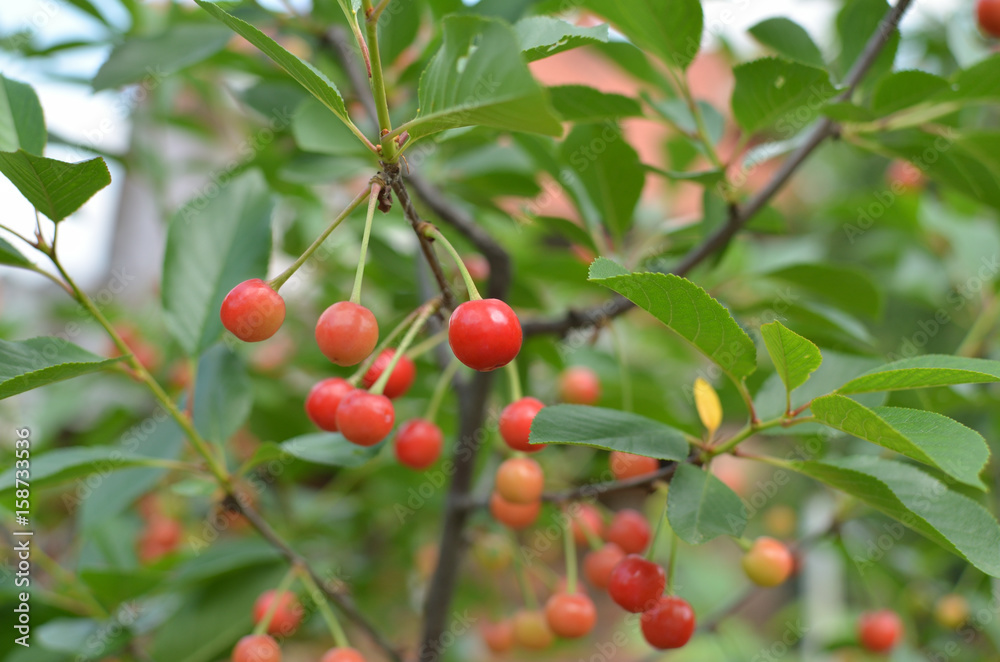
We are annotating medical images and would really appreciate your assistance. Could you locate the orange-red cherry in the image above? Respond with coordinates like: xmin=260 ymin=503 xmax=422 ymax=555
xmin=495 ymin=457 xmax=544 ymax=504
xmin=448 ymin=299 xmax=522 ymax=371
xmin=361 ymin=349 xmax=416 ymax=399
xmin=641 ymin=596 xmax=696 ymax=650
xmin=394 ymin=419 xmax=443 ymax=469
xmin=315 ymin=301 xmax=378 ymax=366
xmin=232 ymin=634 xmax=281 ymax=662
xmin=558 ymin=366 xmax=601 ymax=405
xmin=305 ymin=377 xmax=354 ymax=432
xmin=499 ymin=397 xmax=546 ymax=453
xmin=606 ymin=509 xmax=651 ymax=554
xmin=221 ymin=279 xmax=286 ymax=342
xmin=544 ymin=592 xmax=597 ymax=639
xmin=858 ymin=610 xmax=903 ymax=653
xmin=583 ymin=542 xmax=626 ymax=590
xmin=252 ymin=590 xmax=303 ymax=636
xmin=335 ymin=390 xmax=394 ymax=446
xmin=489 ymin=492 xmax=540 ymax=529
xmin=609 ymin=451 xmax=659 ymax=481
xmin=608 ymin=554 xmax=665 ymax=613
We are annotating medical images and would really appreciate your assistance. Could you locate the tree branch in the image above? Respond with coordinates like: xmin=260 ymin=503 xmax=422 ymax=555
xmin=390 ymin=174 xmax=457 ymax=309
xmin=225 ymin=496 xmax=404 ymax=662
xmin=522 ymin=0 xmax=914 ymax=338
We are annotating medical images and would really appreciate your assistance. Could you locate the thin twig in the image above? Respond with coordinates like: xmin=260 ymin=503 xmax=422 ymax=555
xmin=390 ymin=175 xmax=457 ymax=309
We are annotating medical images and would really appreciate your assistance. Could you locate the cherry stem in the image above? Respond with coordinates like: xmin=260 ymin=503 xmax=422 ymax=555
xmin=665 ymin=531 xmax=679 ymax=595
xmin=504 ymin=360 xmax=523 ymax=402
xmin=609 ymin=321 xmax=633 ymax=412
xmin=297 ymin=566 xmax=350 ymax=648
xmin=270 ymin=186 xmax=371 ymax=291
xmin=425 ymin=358 xmax=460 ymax=424
xmin=350 ymin=184 xmax=382 ymax=305
xmin=561 ymin=508 xmax=579 ymax=594
xmin=511 ymin=538 xmax=539 ymax=610
xmin=253 ymin=564 xmax=299 ymax=636
xmin=349 ymin=305 xmax=424 ymax=385
xmin=421 ymin=224 xmax=482 ymax=300
xmin=578 ymin=508 xmax=604 ymax=551
xmin=369 ymin=300 xmax=440 ymax=395
xmin=646 ymin=498 xmax=670 ymax=562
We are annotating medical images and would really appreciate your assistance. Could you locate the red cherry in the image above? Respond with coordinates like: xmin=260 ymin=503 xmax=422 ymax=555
xmin=315 ymin=301 xmax=379 ymax=366
xmin=886 ymin=159 xmax=925 ymax=192
xmin=640 ymin=596 xmax=696 ymax=650
xmin=138 ymin=515 xmax=182 ymax=563
xmin=480 ymin=619 xmax=514 ymax=653
xmin=221 ymin=279 xmax=286 ymax=343
xmin=495 ymin=457 xmax=544 ymax=504
xmin=498 ymin=397 xmax=546 ymax=453
xmin=609 ymin=451 xmax=659 ymax=481
xmin=570 ymin=503 xmax=604 ymax=545
xmin=858 ymin=610 xmax=903 ymax=653
xmin=742 ymin=537 xmax=794 ymax=587
xmin=583 ymin=542 xmax=626 ymax=590
xmin=608 ymin=555 xmax=666 ymax=613
xmin=232 ymin=634 xmax=281 ymax=662
xmin=394 ymin=419 xmax=443 ymax=469
xmin=558 ymin=366 xmax=601 ymax=405
xmin=336 ymin=390 xmax=394 ymax=446
xmin=305 ymin=378 xmax=354 ymax=432
xmin=447 ymin=299 xmax=522 ymax=371
xmin=544 ymin=592 xmax=597 ymax=639
xmin=512 ymin=609 xmax=554 ymax=649
xmin=319 ymin=648 xmax=365 ymax=662
xmin=606 ymin=509 xmax=651 ymax=554
xmin=489 ymin=492 xmax=540 ymax=529
xmin=252 ymin=590 xmax=303 ymax=636
xmin=979 ymin=0 xmax=1000 ymax=37
xmin=361 ymin=349 xmax=416 ymax=399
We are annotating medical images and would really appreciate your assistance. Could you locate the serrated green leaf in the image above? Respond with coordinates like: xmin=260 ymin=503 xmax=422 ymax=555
xmin=667 ymin=463 xmax=747 ymax=544
xmin=161 ymin=170 xmax=273 ymax=356
xmin=93 ymin=23 xmax=232 ymax=90
xmin=292 ymin=97 xmax=376 ymax=158
xmin=748 ymin=17 xmax=824 ymax=68
xmin=870 ymin=70 xmax=949 ymax=117
xmin=580 ymin=0 xmax=703 ymax=70
xmin=811 ymin=395 xmax=989 ymax=489
xmin=193 ymin=345 xmax=252 ymax=444
xmin=760 ymin=321 xmax=822 ymax=394
xmin=561 ymin=124 xmax=642 ymax=240
xmin=548 ymin=85 xmax=642 ymax=123
xmin=195 ymin=0 xmax=359 ymax=142
xmin=515 ymin=16 xmax=608 ymax=62
xmin=944 ymin=54 xmax=1000 ymax=101
xmin=529 ymin=404 xmax=689 ymax=460
xmin=0 ymin=151 xmax=110 ymax=221
xmin=406 ymin=16 xmax=563 ymax=139
xmin=0 ymin=75 xmax=45 ymax=154
xmin=837 ymin=355 xmax=1000 ymax=393
xmin=0 ymin=237 xmax=32 ymax=269
xmin=731 ymin=58 xmax=837 ymax=135
xmin=0 ymin=337 xmax=122 ymax=400
xmin=588 ymin=259 xmax=757 ymax=380
xmin=789 ymin=456 xmax=1000 ymax=576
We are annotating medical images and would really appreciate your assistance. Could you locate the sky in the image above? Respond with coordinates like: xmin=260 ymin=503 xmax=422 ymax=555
xmin=0 ymin=0 xmax=975 ymax=290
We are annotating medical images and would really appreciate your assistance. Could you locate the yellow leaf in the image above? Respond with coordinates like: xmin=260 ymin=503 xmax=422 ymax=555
xmin=694 ymin=378 xmax=722 ymax=434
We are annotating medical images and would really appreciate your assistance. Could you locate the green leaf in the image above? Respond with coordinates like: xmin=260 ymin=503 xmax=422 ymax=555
xmin=837 ymin=355 xmax=1000 ymax=394
xmin=0 ymin=151 xmax=110 ymax=221
xmin=789 ymin=456 xmax=1000 ymax=576
xmin=515 ymin=16 xmax=608 ymax=62
xmin=193 ymin=345 xmax=252 ymax=444
xmin=80 ymin=568 xmax=163 ymax=606
xmin=581 ymin=0 xmax=703 ymax=70
xmin=747 ymin=18 xmax=824 ymax=68
xmin=0 ymin=237 xmax=32 ymax=269
xmin=667 ymin=463 xmax=747 ymax=544
xmin=529 ymin=405 xmax=689 ymax=459
xmin=195 ymin=1 xmax=357 ymax=140
xmin=376 ymin=0 xmax=423 ymax=67
xmin=731 ymin=58 xmax=837 ymax=135
xmin=810 ymin=395 xmax=989 ymax=489
xmin=0 ymin=75 xmax=45 ymax=154
xmin=944 ymin=54 xmax=1000 ymax=102
xmin=0 ymin=337 xmax=122 ymax=400
xmin=650 ymin=98 xmax=725 ymax=145
xmin=761 ymin=262 xmax=883 ymax=318
xmin=821 ymin=101 xmax=876 ymax=123
xmin=560 ymin=124 xmax=642 ymax=240
xmin=0 ymin=447 xmax=173 ymax=502
xmin=292 ymin=97 xmax=376 ymax=158
xmin=836 ymin=0 xmax=898 ymax=86
xmin=161 ymin=170 xmax=273 ymax=356
xmin=278 ymin=433 xmax=384 ymax=467
xmin=589 ymin=259 xmax=757 ymax=380
xmin=407 ymin=16 xmax=562 ymax=139
xmin=92 ymin=23 xmax=232 ymax=90
xmin=870 ymin=70 xmax=949 ymax=117
xmin=171 ymin=539 xmax=283 ymax=584
xmin=651 ymin=166 xmax=725 ymax=186
xmin=760 ymin=321 xmax=822 ymax=394
xmin=872 ymin=130 xmax=1000 ymax=211
xmin=548 ymin=85 xmax=643 ymax=123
